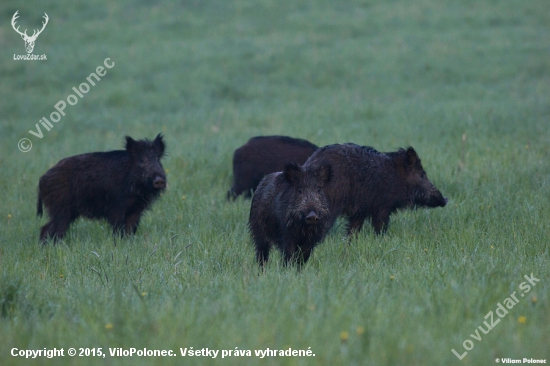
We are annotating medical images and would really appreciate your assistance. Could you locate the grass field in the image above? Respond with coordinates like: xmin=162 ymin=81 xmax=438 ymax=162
xmin=1 ymin=0 xmax=549 ymax=365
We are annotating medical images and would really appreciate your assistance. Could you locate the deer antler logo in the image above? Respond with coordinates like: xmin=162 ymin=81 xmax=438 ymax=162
xmin=11 ymin=11 xmax=49 ymax=54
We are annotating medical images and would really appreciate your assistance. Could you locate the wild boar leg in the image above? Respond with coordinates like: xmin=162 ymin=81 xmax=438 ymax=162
xmin=346 ymin=215 xmax=367 ymax=237
xmin=124 ymin=210 xmax=143 ymax=235
xmin=40 ymin=212 xmax=75 ymax=243
xmin=254 ymin=237 xmax=271 ymax=267
xmin=282 ymin=241 xmax=298 ymax=265
xmin=371 ymin=211 xmax=390 ymax=234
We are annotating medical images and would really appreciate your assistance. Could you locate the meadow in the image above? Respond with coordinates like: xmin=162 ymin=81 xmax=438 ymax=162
xmin=0 ymin=0 xmax=549 ymax=365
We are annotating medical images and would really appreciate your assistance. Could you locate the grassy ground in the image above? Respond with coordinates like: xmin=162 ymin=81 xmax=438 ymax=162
xmin=1 ymin=0 xmax=549 ymax=365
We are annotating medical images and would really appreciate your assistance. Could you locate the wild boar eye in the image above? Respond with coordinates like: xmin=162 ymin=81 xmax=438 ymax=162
xmin=298 ymin=189 xmax=303 ymax=194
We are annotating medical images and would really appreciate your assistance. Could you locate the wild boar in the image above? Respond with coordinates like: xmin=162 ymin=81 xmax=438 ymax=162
xmin=304 ymin=143 xmax=447 ymax=235
xmin=37 ymin=134 xmax=167 ymax=243
xmin=249 ymin=162 xmax=332 ymax=266
xmin=228 ymin=136 xmax=318 ymax=200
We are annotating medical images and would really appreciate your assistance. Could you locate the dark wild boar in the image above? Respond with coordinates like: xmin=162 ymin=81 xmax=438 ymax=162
xmin=37 ymin=134 xmax=167 ymax=243
xmin=304 ymin=143 xmax=447 ymax=235
xmin=228 ymin=135 xmax=318 ymax=200
xmin=249 ymin=162 xmax=332 ymax=267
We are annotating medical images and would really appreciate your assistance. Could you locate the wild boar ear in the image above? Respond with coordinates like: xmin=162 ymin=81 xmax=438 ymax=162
xmin=125 ymin=136 xmax=137 ymax=154
xmin=154 ymin=133 xmax=166 ymax=158
xmin=405 ymin=147 xmax=419 ymax=167
xmin=318 ymin=164 xmax=332 ymax=184
xmin=283 ymin=162 xmax=302 ymax=185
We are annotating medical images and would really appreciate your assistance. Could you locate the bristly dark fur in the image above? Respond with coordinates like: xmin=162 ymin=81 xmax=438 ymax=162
xmin=37 ymin=134 xmax=167 ymax=243
xmin=228 ymin=136 xmax=318 ymax=200
xmin=249 ymin=162 xmax=332 ymax=267
xmin=303 ymin=143 xmax=447 ymax=235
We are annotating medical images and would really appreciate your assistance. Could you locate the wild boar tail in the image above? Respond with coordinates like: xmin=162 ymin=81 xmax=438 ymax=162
xmin=37 ymin=192 xmax=43 ymax=218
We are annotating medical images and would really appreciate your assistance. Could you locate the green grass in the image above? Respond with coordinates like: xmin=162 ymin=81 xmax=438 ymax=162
xmin=1 ymin=0 xmax=549 ymax=365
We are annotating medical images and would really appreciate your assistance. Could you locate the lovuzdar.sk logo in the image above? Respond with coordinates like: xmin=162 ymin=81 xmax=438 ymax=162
xmin=11 ymin=10 xmax=48 ymax=60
